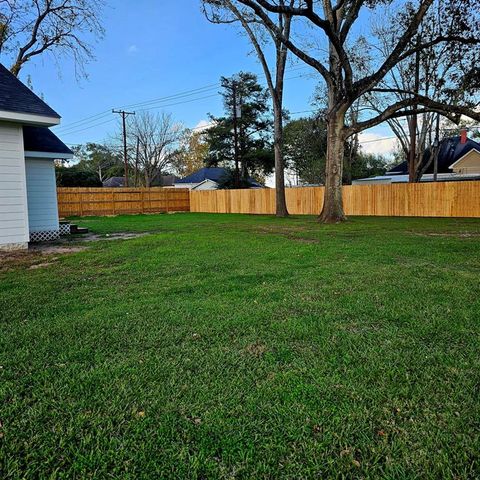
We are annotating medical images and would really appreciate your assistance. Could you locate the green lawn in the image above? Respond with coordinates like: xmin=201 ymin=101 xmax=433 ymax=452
xmin=1 ymin=213 xmax=480 ymax=479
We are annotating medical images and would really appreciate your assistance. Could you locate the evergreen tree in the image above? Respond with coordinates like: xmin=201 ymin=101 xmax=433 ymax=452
xmin=205 ymin=72 xmax=274 ymax=187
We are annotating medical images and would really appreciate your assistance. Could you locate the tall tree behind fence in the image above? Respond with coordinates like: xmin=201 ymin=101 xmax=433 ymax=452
xmin=57 ymin=188 xmax=190 ymax=217
xmin=190 ymin=183 xmax=480 ymax=217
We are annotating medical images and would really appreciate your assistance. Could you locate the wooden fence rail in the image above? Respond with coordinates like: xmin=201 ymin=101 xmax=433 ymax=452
xmin=57 ymin=187 xmax=190 ymax=217
xmin=190 ymin=182 xmax=480 ymax=217
xmin=57 ymin=182 xmax=480 ymax=218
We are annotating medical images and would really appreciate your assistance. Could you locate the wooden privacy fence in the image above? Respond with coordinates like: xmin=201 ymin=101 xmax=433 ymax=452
xmin=190 ymin=181 xmax=480 ymax=217
xmin=57 ymin=187 xmax=190 ymax=217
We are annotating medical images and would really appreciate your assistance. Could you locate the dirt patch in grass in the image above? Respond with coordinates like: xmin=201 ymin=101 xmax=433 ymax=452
xmin=254 ymin=225 xmax=309 ymax=234
xmin=82 ymin=232 xmax=151 ymax=241
xmin=285 ymin=235 xmax=319 ymax=244
xmin=244 ymin=342 xmax=267 ymax=357
xmin=0 ymin=245 xmax=86 ymax=272
xmin=30 ymin=245 xmax=86 ymax=254
xmin=253 ymin=226 xmax=319 ymax=244
xmin=411 ymin=231 xmax=480 ymax=238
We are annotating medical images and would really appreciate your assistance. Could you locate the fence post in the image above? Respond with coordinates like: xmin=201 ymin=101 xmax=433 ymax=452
xmin=79 ymin=189 xmax=83 ymax=217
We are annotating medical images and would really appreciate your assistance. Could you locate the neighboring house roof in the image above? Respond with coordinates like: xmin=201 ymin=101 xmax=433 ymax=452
xmin=353 ymin=172 xmax=480 ymax=185
xmin=151 ymin=174 xmax=179 ymax=187
xmin=0 ymin=63 xmax=60 ymax=124
xmin=103 ymin=177 xmax=126 ymax=187
xmin=191 ymin=179 xmax=219 ymax=190
xmin=176 ymin=167 xmax=264 ymax=188
xmin=388 ymin=136 xmax=480 ymax=175
xmin=176 ymin=167 xmax=230 ymax=184
xmin=448 ymin=148 xmax=480 ymax=170
xmin=23 ymin=126 xmax=73 ymax=158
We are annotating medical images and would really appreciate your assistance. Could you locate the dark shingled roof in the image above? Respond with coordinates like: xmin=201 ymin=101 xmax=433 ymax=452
xmin=0 ymin=63 xmax=60 ymax=119
xmin=23 ymin=126 xmax=73 ymax=155
xmin=176 ymin=167 xmax=263 ymax=187
xmin=388 ymin=136 xmax=480 ymax=175
xmin=176 ymin=167 xmax=230 ymax=183
xmin=103 ymin=177 xmax=126 ymax=187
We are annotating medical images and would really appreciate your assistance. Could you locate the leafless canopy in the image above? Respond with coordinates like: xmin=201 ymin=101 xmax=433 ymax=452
xmin=231 ymin=0 xmax=480 ymax=130
xmin=128 ymin=111 xmax=184 ymax=187
xmin=0 ymin=0 xmax=105 ymax=77
xmin=227 ymin=0 xmax=480 ymax=222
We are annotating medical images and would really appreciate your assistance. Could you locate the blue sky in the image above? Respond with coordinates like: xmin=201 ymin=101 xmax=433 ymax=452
xmin=16 ymin=0 xmax=394 ymax=153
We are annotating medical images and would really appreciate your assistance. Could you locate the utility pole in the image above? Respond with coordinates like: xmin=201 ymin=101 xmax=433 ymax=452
xmin=113 ymin=109 xmax=135 ymax=186
xmin=433 ymin=113 xmax=440 ymax=182
xmin=232 ymin=82 xmax=240 ymax=188
xmin=134 ymin=136 xmax=140 ymax=187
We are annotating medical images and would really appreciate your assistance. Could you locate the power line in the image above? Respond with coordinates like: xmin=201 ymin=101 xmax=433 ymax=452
xmin=60 ymin=93 xmax=221 ymax=137
xmin=57 ymin=75 xmax=315 ymax=137
xmin=55 ymin=65 xmax=312 ymax=133
xmin=359 ymin=135 xmax=397 ymax=144
xmin=54 ymin=111 xmax=111 ymax=133
xmin=60 ymin=117 xmax=117 ymax=136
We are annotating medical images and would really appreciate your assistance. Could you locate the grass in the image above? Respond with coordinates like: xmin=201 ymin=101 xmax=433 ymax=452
xmin=1 ymin=213 xmax=480 ymax=479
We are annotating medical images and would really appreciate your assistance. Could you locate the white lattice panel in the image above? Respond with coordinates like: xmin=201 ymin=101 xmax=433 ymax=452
xmin=29 ymin=230 xmax=60 ymax=243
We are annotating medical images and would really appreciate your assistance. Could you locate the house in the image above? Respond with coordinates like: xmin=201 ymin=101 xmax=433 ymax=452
xmin=103 ymin=176 xmax=126 ymax=187
xmin=353 ymin=133 xmax=480 ymax=185
xmin=103 ymin=175 xmax=178 ymax=188
xmin=150 ymin=174 xmax=178 ymax=187
xmin=175 ymin=167 xmax=264 ymax=190
xmin=0 ymin=63 xmax=72 ymax=251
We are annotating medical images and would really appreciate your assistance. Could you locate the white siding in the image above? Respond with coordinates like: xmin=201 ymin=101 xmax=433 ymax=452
xmin=25 ymin=158 xmax=59 ymax=233
xmin=0 ymin=123 xmax=29 ymax=249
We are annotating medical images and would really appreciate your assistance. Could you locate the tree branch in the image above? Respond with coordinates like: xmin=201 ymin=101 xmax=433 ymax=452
xmin=236 ymin=0 xmax=334 ymax=86
xmin=347 ymin=95 xmax=480 ymax=136
xmin=354 ymin=0 xmax=434 ymax=98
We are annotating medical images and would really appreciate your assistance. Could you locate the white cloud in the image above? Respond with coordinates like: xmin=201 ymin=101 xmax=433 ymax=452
xmin=358 ymin=132 xmax=399 ymax=156
xmin=127 ymin=44 xmax=139 ymax=54
xmin=193 ymin=119 xmax=214 ymax=132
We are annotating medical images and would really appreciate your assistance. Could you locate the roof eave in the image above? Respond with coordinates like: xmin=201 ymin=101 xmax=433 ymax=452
xmin=0 ymin=109 xmax=60 ymax=126
xmin=25 ymin=150 xmax=73 ymax=160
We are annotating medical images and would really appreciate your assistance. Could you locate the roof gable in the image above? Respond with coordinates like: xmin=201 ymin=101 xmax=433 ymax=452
xmin=387 ymin=136 xmax=480 ymax=175
xmin=0 ymin=63 xmax=60 ymax=124
xmin=449 ymin=148 xmax=480 ymax=169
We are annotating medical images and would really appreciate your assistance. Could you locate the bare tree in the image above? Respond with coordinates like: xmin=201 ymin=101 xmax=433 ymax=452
xmin=203 ymin=0 xmax=294 ymax=217
xmin=233 ymin=0 xmax=480 ymax=222
xmin=129 ymin=111 xmax=184 ymax=187
xmin=0 ymin=0 xmax=105 ymax=77
xmin=370 ymin=6 xmax=480 ymax=182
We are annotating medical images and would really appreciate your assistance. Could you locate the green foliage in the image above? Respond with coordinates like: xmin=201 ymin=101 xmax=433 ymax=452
xmin=56 ymin=143 xmax=124 ymax=187
xmin=1 ymin=213 xmax=480 ymax=478
xmin=346 ymin=151 xmax=389 ymax=182
xmin=284 ymin=117 xmax=327 ymax=184
xmin=172 ymin=130 xmax=210 ymax=177
xmin=55 ymin=164 xmax=102 ymax=187
xmin=73 ymin=143 xmax=123 ymax=182
xmin=284 ymin=117 xmax=388 ymax=184
xmin=205 ymin=72 xmax=274 ymax=182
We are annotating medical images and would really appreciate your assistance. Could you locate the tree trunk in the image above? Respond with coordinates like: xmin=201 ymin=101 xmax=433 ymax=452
xmin=273 ymin=101 xmax=288 ymax=217
xmin=10 ymin=62 xmax=21 ymax=77
xmin=319 ymin=111 xmax=347 ymax=223
xmin=145 ymin=172 xmax=151 ymax=188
